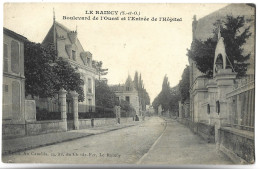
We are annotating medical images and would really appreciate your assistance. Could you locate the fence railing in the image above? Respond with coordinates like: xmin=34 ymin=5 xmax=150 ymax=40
xmin=226 ymin=79 xmax=255 ymax=132
xmin=37 ymin=104 xmax=134 ymax=121
xmin=78 ymin=105 xmax=116 ymax=119
xmin=36 ymin=109 xmax=61 ymax=121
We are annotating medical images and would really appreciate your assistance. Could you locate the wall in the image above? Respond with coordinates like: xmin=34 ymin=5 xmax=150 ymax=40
xmin=26 ymin=120 xmax=67 ymax=136
xmin=197 ymin=122 xmax=215 ymax=143
xmin=2 ymin=31 xmax=26 ymax=139
xmin=25 ymin=99 xmax=36 ymax=121
xmin=79 ymin=117 xmax=134 ymax=129
xmin=219 ymin=127 xmax=254 ymax=164
xmin=2 ymin=124 xmax=26 ymax=139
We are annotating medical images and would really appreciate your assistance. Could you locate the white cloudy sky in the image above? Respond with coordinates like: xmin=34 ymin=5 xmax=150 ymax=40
xmin=4 ymin=3 xmax=228 ymax=102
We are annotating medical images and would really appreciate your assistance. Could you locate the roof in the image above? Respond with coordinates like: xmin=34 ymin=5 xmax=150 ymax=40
xmin=42 ymin=21 xmax=85 ymax=51
xmin=3 ymin=27 xmax=28 ymax=42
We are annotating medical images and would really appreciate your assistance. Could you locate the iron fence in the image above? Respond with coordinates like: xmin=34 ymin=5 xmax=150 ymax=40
xmin=36 ymin=108 xmax=61 ymax=121
xmin=78 ymin=105 xmax=116 ymax=119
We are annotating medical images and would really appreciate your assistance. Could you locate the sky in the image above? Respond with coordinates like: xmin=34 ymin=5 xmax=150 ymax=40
xmin=4 ymin=3 xmax=228 ymax=102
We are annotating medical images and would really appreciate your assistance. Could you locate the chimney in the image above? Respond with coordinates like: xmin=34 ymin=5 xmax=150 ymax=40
xmin=68 ymin=31 xmax=77 ymax=44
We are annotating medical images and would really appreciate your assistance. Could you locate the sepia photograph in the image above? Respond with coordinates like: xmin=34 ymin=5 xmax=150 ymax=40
xmin=1 ymin=2 xmax=256 ymax=166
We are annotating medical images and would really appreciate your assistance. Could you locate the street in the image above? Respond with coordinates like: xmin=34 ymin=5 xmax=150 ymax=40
xmin=2 ymin=117 xmax=233 ymax=165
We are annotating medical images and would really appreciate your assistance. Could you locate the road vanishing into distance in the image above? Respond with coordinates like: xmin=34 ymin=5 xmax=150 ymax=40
xmin=2 ymin=117 xmax=233 ymax=165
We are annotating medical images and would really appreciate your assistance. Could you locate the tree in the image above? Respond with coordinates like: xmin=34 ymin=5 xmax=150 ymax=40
xmin=134 ymin=71 xmax=139 ymax=90
xmin=95 ymin=80 xmax=117 ymax=108
xmin=187 ymin=15 xmax=252 ymax=78
xmin=24 ymin=41 xmax=85 ymax=101
xmin=160 ymin=75 xmax=171 ymax=110
xmin=169 ymin=85 xmax=181 ymax=115
xmin=120 ymin=99 xmax=135 ymax=115
xmin=179 ymin=65 xmax=190 ymax=102
xmin=152 ymin=75 xmax=171 ymax=112
xmin=152 ymin=95 xmax=160 ymax=114
xmin=92 ymin=60 xmax=108 ymax=81
xmin=52 ymin=58 xmax=85 ymax=101
xmin=24 ymin=42 xmax=57 ymax=98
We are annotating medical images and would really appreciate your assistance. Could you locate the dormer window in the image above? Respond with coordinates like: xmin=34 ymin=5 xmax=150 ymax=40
xmin=72 ymin=50 xmax=76 ymax=60
xmin=87 ymin=57 xmax=90 ymax=66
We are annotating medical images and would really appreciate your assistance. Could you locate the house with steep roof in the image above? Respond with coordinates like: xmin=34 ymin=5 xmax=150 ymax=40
xmin=42 ymin=15 xmax=96 ymax=113
xmin=110 ymin=75 xmax=140 ymax=116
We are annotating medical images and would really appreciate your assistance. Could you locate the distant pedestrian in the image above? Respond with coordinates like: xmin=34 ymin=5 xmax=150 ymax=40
xmin=135 ymin=115 xmax=139 ymax=121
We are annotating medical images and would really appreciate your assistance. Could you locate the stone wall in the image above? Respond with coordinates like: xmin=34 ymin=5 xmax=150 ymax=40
xmin=94 ymin=118 xmax=117 ymax=127
xmin=197 ymin=122 xmax=215 ymax=143
xmin=177 ymin=119 xmax=215 ymax=143
xmin=79 ymin=119 xmax=92 ymax=129
xmin=219 ymin=127 xmax=254 ymax=164
xmin=79 ymin=117 xmax=134 ymax=129
xmin=4 ymin=117 xmax=135 ymax=138
xmin=26 ymin=120 xmax=67 ymax=136
xmin=2 ymin=124 xmax=26 ymax=139
xmin=25 ymin=99 xmax=36 ymax=121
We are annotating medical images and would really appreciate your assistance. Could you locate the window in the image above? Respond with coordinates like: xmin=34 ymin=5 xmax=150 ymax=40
xmin=3 ymin=44 xmax=8 ymax=72
xmin=126 ymin=87 xmax=130 ymax=91
xmin=88 ymin=78 xmax=92 ymax=93
xmin=88 ymin=99 xmax=92 ymax=105
xmin=72 ymin=50 xmax=76 ymax=60
xmin=12 ymin=81 xmax=20 ymax=114
xmin=4 ymin=85 xmax=8 ymax=92
xmin=88 ymin=99 xmax=92 ymax=112
xmin=126 ymin=96 xmax=130 ymax=103
xmin=116 ymin=97 xmax=119 ymax=102
xmin=216 ymin=101 xmax=220 ymax=114
xmin=87 ymin=57 xmax=90 ymax=66
xmin=207 ymin=104 xmax=210 ymax=114
xmin=11 ymin=40 xmax=19 ymax=74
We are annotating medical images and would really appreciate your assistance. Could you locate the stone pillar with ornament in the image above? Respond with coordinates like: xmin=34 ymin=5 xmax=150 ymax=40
xmin=59 ymin=88 xmax=67 ymax=131
xmin=213 ymin=29 xmax=237 ymax=146
xmin=71 ymin=91 xmax=79 ymax=130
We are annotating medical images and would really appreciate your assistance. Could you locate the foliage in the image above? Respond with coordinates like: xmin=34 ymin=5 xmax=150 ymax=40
xmin=52 ymin=58 xmax=85 ymax=101
xmin=24 ymin=42 xmax=85 ymax=101
xmin=92 ymin=60 xmax=108 ymax=81
xmin=95 ymin=80 xmax=117 ymax=108
xmin=133 ymin=71 xmax=150 ymax=110
xmin=179 ymin=66 xmax=190 ymax=102
xmin=134 ymin=71 xmax=139 ymax=90
xmin=24 ymin=42 xmax=57 ymax=98
xmin=152 ymin=75 xmax=171 ymax=112
xmin=169 ymin=85 xmax=181 ymax=115
xmin=119 ymin=99 xmax=135 ymax=115
xmin=187 ymin=15 xmax=252 ymax=78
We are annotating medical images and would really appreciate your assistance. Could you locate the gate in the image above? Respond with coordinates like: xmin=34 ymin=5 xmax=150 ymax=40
xmin=66 ymin=98 xmax=74 ymax=130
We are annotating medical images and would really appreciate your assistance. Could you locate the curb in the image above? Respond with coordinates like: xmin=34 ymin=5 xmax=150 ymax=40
xmin=2 ymin=123 xmax=137 ymax=156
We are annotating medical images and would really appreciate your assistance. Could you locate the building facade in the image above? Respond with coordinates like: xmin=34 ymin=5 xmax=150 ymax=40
xmin=2 ymin=28 xmax=28 ymax=137
xmin=178 ymin=4 xmax=255 ymax=164
xmin=189 ymin=4 xmax=255 ymax=124
xmin=42 ymin=17 xmax=96 ymax=113
xmin=110 ymin=75 xmax=140 ymax=116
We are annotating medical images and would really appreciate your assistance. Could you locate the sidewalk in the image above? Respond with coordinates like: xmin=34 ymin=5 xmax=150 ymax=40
xmin=2 ymin=121 xmax=140 ymax=155
xmin=138 ymin=118 xmax=233 ymax=165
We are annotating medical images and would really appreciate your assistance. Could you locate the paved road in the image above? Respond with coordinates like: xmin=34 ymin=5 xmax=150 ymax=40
xmin=2 ymin=117 xmax=165 ymax=164
xmin=2 ymin=117 xmax=233 ymax=165
xmin=138 ymin=118 xmax=233 ymax=165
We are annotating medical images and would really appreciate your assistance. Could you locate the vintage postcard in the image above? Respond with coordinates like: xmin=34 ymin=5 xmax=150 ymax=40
xmin=1 ymin=3 xmax=256 ymax=165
